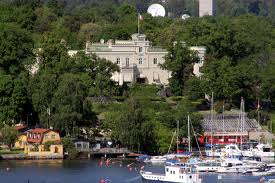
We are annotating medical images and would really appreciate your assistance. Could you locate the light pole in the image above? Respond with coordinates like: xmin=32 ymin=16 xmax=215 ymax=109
xmin=27 ymin=113 xmax=32 ymax=126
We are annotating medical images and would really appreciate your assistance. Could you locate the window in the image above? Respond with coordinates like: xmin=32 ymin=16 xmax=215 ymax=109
xmin=139 ymin=58 xmax=143 ymax=65
xmin=126 ymin=58 xmax=129 ymax=67
xmin=153 ymin=58 xmax=158 ymax=65
xmin=45 ymin=134 xmax=49 ymax=139
xmin=37 ymin=134 xmax=41 ymax=139
xmin=200 ymin=56 xmax=204 ymax=63
xmin=139 ymin=47 xmax=142 ymax=52
xmin=51 ymin=134 xmax=56 ymax=139
xmin=116 ymin=58 xmax=120 ymax=65
xmin=33 ymin=134 xmax=36 ymax=139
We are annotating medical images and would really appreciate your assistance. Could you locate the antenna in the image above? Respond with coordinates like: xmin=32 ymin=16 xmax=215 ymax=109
xmin=147 ymin=4 xmax=166 ymax=17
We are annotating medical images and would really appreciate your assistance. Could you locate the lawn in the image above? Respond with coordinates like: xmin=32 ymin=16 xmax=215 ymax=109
xmin=0 ymin=149 xmax=24 ymax=155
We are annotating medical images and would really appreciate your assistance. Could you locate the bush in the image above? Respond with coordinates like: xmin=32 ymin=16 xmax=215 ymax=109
xmin=170 ymin=96 xmax=184 ymax=101
xmin=44 ymin=141 xmax=55 ymax=151
xmin=61 ymin=137 xmax=78 ymax=159
xmin=248 ymin=110 xmax=270 ymax=124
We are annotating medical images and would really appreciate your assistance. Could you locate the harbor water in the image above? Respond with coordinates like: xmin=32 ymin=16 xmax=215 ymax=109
xmin=0 ymin=159 xmax=274 ymax=183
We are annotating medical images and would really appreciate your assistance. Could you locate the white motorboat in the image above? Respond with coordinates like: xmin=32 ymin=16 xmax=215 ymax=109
xmin=253 ymin=144 xmax=274 ymax=159
xmin=205 ymin=144 xmax=243 ymax=158
xmin=217 ymin=164 xmax=258 ymax=173
xmin=144 ymin=156 xmax=167 ymax=163
xmin=252 ymin=166 xmax=275 ymax=176
xmin=196 ymin=158 xmax=245 ymax=173
xmin=195 ymin=161 xmax=223 ymax=172
xmin=164 ymin=152 xmax=193 ymax=159
xmin=242 ymin=168 xmax=260 ymax=174
xmin=141 ymin=165 xmax=202 ymax=183
xmin=242 ymin=143 xmax=274 ymax=161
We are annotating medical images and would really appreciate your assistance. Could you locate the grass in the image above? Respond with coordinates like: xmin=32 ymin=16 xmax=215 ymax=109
xmin=0 ymin=149 xmax=24 ymax=155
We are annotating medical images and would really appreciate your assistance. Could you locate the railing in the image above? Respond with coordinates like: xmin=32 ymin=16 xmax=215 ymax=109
xmin=91 ymin=148 xmax=129 ymax=154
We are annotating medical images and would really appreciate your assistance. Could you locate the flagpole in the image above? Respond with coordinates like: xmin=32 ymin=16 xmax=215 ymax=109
xmin=138 ymin=13 xmax=140 ymax=34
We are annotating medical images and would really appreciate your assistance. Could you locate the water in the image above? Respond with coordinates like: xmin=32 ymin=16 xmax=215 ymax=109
xmin=0 ymin=159 xmax=274 ymax=183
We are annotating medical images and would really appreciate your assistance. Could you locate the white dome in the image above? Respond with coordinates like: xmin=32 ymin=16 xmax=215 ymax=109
xmin=147 ymin=4 xmax=166 ymax=17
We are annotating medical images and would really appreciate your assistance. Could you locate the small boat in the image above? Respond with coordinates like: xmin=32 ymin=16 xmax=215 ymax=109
xmin=242 ymin=168 xmax=260 ymax=174
xmin=195 ymin=160 xmax=223 ymax=172
xmin=265 ymin=178 xmax=275 ymax=183
xmin=196 ymin=158 xmax=245 ymax=173
xmin=164 ymin=152 xmax=193 ymax=159
xmin=144 ymin=156 xmax=167 ymax=163
xmin=252 ymin=166 xmax=275 ymax=176
xmin=141 ymin=165 xmax=202 ymax=183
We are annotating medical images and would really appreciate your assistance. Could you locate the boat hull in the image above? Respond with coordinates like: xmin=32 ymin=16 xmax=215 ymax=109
xmin=141 ymin=172 xmax=202 ymax=183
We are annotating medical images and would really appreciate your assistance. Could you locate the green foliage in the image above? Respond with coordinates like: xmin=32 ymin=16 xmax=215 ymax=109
xmin=1 ymin=0 xmax=275 ymax=155
xmin=61 ymin=137 xmax=78 ymax=159
xmin=0 ymin=23 xmax=33 ymax=74
xmin=44 ymin=141 xmax=55 ymax=151
xmin=0 ymin=23 xmax=31 ymax=124
xmin=161 ymin=43 xmax=199 ymax=96
xmin=31 ymin=35 xmax=118 ymax=135
xmin=0 ymin=125 xmax=18 ymax=149
xmin=185 ymin=77 xmax=206 ymax=100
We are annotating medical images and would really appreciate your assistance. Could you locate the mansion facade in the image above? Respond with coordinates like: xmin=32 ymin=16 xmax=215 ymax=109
xmin=70 ymin=34 xmax=206 ymax=85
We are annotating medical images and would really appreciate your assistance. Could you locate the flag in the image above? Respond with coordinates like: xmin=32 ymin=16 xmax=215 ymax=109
xmin=205 ymin=94 xmax=210 ymax=101
xmin=139 ymin=14 xmax=143 ymax=21
xmin=257 ymin=99 xmax=260 ymax=111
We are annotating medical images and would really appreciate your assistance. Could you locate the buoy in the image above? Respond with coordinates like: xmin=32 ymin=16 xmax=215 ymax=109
xmin=129 ymin=167 xmax=132 ymax=171
xmin=127 ymin=163 xmax=133 ymax=168
xmin=99 ymin=161 xmax=103 ymax=166
xmin=140 ymin=166 xmax=145 ymax=170
xmin=6 ymin=168 xmax=10 ymax=171
xmin=100 ymin=178 xmax=105 ymax=183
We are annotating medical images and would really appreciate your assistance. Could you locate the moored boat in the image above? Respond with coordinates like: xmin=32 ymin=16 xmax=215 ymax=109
xmin=144 ymin=156 xmax=167 ymax=163
xmin=141 ymin=165 xmax=202 ymax=183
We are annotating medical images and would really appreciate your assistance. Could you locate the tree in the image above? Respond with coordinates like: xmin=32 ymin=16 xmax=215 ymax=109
xmin=185 ymin=77 xmax=206 ymax=100
xmin=0 ymin=23 xmax=33 ymax=75
xmin=104 ymin=96 xmax=147 ymax=151
xmin=260 ymin=59 xmax=275 ymax=105
xmin=50 ymin=73 xmax=96 ymax=135
xmin=0 ymin=125 xmax=18 ymax=150
xmin=161 ymin=42 xmax=199 ymax=95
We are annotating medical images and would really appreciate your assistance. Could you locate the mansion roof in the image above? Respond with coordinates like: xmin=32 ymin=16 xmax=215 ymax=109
xmin=86 ymin=33 xmax=168 ymax=53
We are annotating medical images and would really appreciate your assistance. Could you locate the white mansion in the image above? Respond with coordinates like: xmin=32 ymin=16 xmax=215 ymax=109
xmin=69 ymin=33 xmax=206 ymax=85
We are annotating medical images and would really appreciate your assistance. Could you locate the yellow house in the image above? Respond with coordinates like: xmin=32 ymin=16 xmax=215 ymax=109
xmin=42 ymin=130 xmax=61 ymax=144
xmin=24 ymin=144 xmax=64 ymax=159
xmin=14 ymin=134 xmax=27 ymax=149
xmin=26 ymin=128 xmax=61 ymax=144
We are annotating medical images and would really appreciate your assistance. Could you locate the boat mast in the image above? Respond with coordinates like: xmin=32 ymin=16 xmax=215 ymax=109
xmin=222 ymin=101 xmax=225 ymax=144
xmin=168 ymin=130 xmax=176 ymax=154
xmin=240 ymin=97 xmax=245 ymax=147
xmin=211 ymin=92 xmax=214 ymax=153
xmin=188 ymin=115 xmax=191 ymax=152
xmin=177 ymin=120 xmax=179 ymax=153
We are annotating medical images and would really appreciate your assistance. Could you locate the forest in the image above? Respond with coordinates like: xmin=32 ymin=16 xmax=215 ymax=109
xmin=0 ymin=0 xmax=275 ymax=154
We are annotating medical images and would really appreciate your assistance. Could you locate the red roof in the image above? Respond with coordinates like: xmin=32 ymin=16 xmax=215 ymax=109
xmin=27 ymin=128 xmax=52 ymax=143
xmin=28 ymin=128 xmax=49 ymax=133
xmin=15 ymin=125 xmax=28 ymax=131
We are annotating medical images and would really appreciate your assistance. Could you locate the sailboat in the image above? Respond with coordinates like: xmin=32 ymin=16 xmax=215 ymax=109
xmin=164 ymin=116 xmax=194 ymax=160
